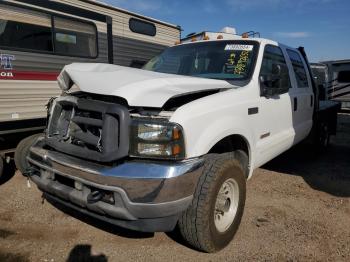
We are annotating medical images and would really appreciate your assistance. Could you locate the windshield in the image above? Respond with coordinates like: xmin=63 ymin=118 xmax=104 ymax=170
xmin=143 ymin=40 xmax=259 ymax=81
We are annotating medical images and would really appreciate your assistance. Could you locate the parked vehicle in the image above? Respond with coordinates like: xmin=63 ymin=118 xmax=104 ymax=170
xmin=26 ymin=30 xmax=340 ymax=252
xmin=311 ymin=60 xmax=350 ymax=108
xmin=0 ymin=0 xmax=180 ymax=177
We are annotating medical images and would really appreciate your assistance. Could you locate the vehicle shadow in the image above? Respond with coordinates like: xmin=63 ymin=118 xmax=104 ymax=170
xmin=262 ymin=142 xmax=350 ymax=197
xmin=66 ymin=245 xmax=107 ymax=262
xmin=46 ymin=198 xmax=155 ymax=240
xmin=0 ymin=251 xmax=29 ymax=262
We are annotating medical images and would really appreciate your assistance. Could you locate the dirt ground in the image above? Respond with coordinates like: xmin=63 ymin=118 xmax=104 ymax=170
xmin=0 ymin=113 xmax=349 ymax=262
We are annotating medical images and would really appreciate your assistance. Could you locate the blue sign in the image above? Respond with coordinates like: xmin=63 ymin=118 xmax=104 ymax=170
xmin=0 ymin=54 xmax=15 ymax=70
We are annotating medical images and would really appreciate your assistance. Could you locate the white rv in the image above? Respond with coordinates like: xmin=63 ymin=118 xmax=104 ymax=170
xmin=0 ymin=0 xmax=180 ymax=177
xmin=311 ymin=60 xmax=350 ymax=108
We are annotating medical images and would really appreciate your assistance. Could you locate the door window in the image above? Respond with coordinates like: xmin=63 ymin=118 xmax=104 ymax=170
xmin=259 ymin=45 xmax=291 ymax=93
xmin=287 ymin=50 xmax=309 ymax=88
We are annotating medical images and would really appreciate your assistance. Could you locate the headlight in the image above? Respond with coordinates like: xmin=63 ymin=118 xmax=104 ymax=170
xmin=130 ymin=118 xmax=185 ymax=160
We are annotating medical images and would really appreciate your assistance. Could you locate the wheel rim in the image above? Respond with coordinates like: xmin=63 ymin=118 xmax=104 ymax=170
xmin=214 ymin=178 xmax=239 ymax=233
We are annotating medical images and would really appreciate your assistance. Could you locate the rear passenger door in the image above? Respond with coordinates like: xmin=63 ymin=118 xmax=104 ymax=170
xmin=286 ymin=49 xmax=314 ymax=143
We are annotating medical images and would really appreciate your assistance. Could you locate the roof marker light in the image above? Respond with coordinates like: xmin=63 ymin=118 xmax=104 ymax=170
xmin=217 ymin=35 xmax=223 ymax=39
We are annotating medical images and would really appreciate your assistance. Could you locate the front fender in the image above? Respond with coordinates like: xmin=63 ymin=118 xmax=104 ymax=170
xmin=174 ymin=114 xmax=257 ymax=177
xmin=192 ymin=117 xmax=254 ymax=156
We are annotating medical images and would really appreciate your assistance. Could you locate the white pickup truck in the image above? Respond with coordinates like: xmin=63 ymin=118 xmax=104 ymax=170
xmin=26 ymin=33 xmax=340 ymax=252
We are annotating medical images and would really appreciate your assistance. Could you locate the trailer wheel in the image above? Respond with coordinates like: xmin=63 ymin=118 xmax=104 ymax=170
xmin=178 ymin=152 xmax=246 ymax=253
xmin=14 ymin=134 xmax=43 ymax=174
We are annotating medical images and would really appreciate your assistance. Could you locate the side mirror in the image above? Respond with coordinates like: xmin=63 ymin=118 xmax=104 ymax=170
xmin=272 ymin=63 xmax=282 ymax=75
xmin=260 ymin=63 xmax=289 ymax=97
xmin=260 ymin=75 xmax=281 ymax=97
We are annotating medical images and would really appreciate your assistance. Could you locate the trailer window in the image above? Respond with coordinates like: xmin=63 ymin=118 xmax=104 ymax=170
xmin=0 ymin=5 xmax=52 ymax=52
xmin=54 ymin=16 xmax=97 ymax=58
xmin=0 ymin=4 xmax=97 ymax=58
xmin=287 ymin=50 xmax=309 ymax=88
xmin=129 ymin=18 xmax=156 ymax=36
xmin=337 ymin=70 xmax=350 ymax=83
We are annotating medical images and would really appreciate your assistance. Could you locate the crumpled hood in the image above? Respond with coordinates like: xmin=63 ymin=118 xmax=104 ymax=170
xmin=58 ymin=63 xmax=233 ymax=107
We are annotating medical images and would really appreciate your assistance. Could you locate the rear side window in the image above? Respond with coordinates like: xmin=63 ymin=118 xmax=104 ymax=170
xmin=260 ymin=45 xmax=291 ymax=88
xmin=129 ymin=18 xmax=156 ymax=36
xmin=0 ymin=4 xmax=97 ymax=58
xmin=287 ymin=50 xmax=309 ymax=88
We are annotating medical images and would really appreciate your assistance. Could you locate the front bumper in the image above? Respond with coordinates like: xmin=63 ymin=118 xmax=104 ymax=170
xmin=27 ymin=139 xmax=204 ymax=232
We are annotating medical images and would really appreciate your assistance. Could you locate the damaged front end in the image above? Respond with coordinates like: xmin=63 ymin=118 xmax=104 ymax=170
xmin=27 ymin=93 xmax=204 ymax=232
xmin=46 ymin=95 xmax=130 ymax=162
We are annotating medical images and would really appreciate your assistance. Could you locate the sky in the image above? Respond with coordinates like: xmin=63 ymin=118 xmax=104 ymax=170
xmin=103 ymin=0 xmax=350 ymax=62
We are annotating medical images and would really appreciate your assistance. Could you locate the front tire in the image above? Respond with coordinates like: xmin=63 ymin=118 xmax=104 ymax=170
xmin=178 ymin=152 xmax=246 ymax=253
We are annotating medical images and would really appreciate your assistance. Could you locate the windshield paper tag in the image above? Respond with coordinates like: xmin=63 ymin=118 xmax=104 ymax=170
xmin=225 ymin=44 xmax=253 ymax=51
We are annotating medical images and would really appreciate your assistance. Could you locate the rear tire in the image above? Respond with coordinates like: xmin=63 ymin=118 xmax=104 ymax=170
xmin=320 ymin=122 xmax=330 ymax=148
xmin=315 ymin=121 xmax=330 ymax=151
xmin=178 ymin=152 xmax=247 ymax=253
xmin=14 ymin=133 xmax=43 ymax=174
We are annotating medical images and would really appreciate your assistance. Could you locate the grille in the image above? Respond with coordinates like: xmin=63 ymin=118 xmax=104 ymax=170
xmin=46 ymin=97 xmax=130 ymax=162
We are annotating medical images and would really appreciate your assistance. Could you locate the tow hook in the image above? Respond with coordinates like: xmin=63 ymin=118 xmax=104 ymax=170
xmin=87 ymin=191 xmax=105 ymax=204
xmin=23 ymin=167 xmax=38 ymax=188
xmin=23 ymin=166 xmax=38 ymax=178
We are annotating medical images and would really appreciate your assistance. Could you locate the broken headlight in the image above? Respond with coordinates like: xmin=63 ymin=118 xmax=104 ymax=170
xmin=129 ymin=118 xmax=185 ymax=160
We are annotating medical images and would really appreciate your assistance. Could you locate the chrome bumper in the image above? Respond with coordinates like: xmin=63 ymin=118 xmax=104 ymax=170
xmin=27 ymin=140 xmax=204 ymax=232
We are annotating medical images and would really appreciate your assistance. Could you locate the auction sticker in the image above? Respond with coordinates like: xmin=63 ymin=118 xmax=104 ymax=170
xmin=225 ymin=44 xmax=254 ymax=51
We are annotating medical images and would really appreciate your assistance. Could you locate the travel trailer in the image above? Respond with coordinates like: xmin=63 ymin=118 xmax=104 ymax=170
xmin=311 ymin=60 xmax=350 ymax=108
xmin=0 ymin=0 xmax=181 ymax=177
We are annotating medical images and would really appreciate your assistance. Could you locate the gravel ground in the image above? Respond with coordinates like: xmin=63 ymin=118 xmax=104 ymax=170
xmin=0 ymin=113 xmax=349 ymax=262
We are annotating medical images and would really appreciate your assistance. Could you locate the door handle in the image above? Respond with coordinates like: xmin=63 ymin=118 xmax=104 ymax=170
xmin=294 ymin=97 xmax=298 ymax=111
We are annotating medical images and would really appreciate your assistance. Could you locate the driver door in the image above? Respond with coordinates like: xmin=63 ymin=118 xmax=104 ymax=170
xmin=255 ymin=45 xmax=295 ymax=167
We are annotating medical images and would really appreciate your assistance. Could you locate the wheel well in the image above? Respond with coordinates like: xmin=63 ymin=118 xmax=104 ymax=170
xmin=208 ymin=135 xmax=250 ymax=175
xmin=209 ymin=135 xmax=249 ymax=155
